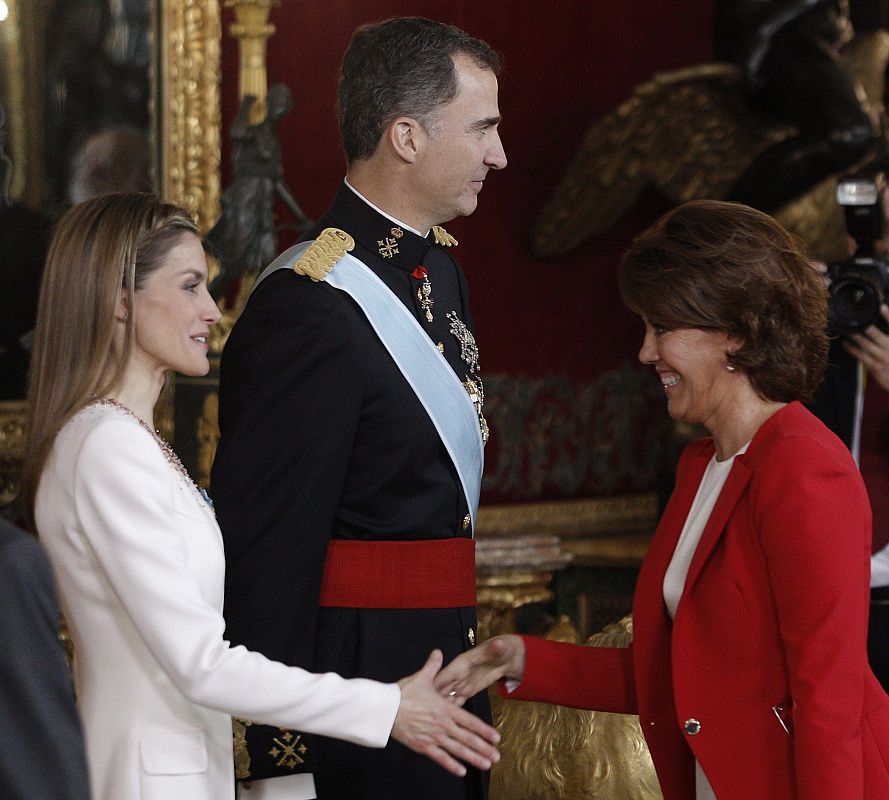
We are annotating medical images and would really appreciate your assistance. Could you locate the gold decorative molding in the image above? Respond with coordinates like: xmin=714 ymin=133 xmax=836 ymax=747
xmin=159 ymin=0 xmax=223 ymax=231
xmin=2 ymin=0 xmax=46 ymax=207
xmin=477 ymin=493 xmax=658 ymax=538
xmin=225 ymin=0 xmax=280 ymax=121
xmin=561 ymin=532 xmax=654 ymax=568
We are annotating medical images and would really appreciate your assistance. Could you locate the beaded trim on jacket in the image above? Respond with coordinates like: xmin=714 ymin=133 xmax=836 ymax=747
xmin=90 ymin=398 xmax=214 ymax=510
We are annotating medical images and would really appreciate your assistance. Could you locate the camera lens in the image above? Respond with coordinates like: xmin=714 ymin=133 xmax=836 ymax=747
xmin=829 ymin=277 xmax=882 ymax=333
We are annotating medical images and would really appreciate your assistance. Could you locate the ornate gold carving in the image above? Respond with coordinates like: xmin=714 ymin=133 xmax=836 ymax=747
xmin=294 ymin=228 xmax=355 ymax=281
xmin=432 ymin=225 xmax=459 ymax=247
xmin=477 ymin=493 xmax=658 ymax=538
xmin=225 ymin=0 xmax=280 ymax=122
xmin=195 ymin=392 xmax=219 ymax=487
xmin=2 ymin=0 xmax=45 ymax=207
xmin=530 ymin=31 xmax=889 ymax=263
xmin=159 ymin=0 xmax=222 ymax=231
xmin=0 ymin=400 xmax=27 ymax=510
xmin=475 ymin=534 xmax=572 ymax=638
xmin=490 ymin=615 xmax=662 ymax=799
xmin=232 ymin=718 xmax=253 ymax=780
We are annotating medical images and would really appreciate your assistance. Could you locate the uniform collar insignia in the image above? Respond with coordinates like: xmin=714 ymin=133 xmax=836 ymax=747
xmin=432 ymin=226 xmax=459 ymax=247
xmin=329 ymin=184 xmax=432 ymax=270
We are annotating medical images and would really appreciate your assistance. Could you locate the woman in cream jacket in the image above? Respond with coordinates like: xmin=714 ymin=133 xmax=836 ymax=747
xmin=23 ymin=193 xmax=499 ymax=800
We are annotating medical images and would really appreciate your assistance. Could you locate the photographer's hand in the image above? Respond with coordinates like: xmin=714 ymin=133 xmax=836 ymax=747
xmin=844 ymin=305 xmax=889 ymax=392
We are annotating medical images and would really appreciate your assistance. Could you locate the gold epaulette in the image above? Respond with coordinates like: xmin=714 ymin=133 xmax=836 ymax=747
xmin=293 ymin=228 xmax=355 ymax=282
xmin=432 ymin=225 xmax=459 ymax=247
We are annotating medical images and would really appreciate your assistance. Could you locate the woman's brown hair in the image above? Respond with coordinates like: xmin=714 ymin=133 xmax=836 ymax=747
xmin=619 ymin=199 xmax=829 ymax=404
xmin=22 ymin=193 xmax=198 ymax=522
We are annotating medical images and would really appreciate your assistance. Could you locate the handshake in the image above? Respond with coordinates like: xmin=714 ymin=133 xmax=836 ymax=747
xmin=396 ymin=636 xmax=526 ymax=776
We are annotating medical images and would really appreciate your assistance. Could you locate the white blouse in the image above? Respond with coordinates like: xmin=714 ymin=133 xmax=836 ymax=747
xmin=663 ymin=442 xmax=749 ymax=800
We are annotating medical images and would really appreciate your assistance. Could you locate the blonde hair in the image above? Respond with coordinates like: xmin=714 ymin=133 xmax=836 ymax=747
xmin=23 ymin=193 xmax=198 ymax=521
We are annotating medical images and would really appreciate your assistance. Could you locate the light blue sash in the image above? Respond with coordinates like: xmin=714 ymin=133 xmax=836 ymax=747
xmin=253 ymin=243 xmax=484 ymax=529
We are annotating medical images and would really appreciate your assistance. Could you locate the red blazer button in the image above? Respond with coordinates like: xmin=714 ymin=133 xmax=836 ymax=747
xmin=684 ymin=718 xmax=701 ymax=736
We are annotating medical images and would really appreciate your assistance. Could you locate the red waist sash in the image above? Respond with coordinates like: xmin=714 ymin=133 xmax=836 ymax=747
xmin=317 ymin=538 xmax=477 ymax=608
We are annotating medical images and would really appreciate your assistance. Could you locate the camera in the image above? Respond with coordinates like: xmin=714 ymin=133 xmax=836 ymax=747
xmin=827 ymin=171 xmax=889 ymax=334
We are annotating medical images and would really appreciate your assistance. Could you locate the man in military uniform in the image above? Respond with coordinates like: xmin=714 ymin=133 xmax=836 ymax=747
xmin=211 ymin=16 xmax=507 ymax=800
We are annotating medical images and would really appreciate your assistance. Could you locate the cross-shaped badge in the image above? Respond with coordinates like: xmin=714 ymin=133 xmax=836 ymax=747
xmin=377 ymin=237 xmax=399 ymax=258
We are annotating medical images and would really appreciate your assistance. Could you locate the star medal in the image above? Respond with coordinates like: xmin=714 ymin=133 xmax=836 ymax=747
xmin=446 ymin=311 xmax=479 ymax=373
xmin=447 ymin=311 xmax=488 ymax=443
xmin=412 ymin=266 xmax=434 ymax=322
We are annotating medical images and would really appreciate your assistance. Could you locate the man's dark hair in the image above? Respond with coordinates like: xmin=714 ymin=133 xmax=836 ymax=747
xmin=336 ymin=17 xmax=499 ymax=163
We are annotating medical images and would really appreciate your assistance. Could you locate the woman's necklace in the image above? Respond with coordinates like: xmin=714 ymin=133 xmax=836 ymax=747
xmin=92 ymin=397 xmax=214 ymax=510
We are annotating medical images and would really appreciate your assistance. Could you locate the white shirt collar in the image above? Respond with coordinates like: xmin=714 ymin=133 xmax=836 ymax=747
xmin=343 ymin=178 xmax=428 ymax=238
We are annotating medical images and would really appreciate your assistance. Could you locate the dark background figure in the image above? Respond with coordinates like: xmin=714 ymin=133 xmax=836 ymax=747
xmin=43 ymin=0 xmax=150 ymax=214
xmin=67 ymin=125 xmax=152 ymax=205
xmin=717 ymin=0 xmax=883 ymax=212
xmin=0 ymin=516 xmax=91 ymax=800
xmin=0 ymin=103 xmax=50 ymax=400
xmin=206 ymin=84 xmax=313 ymax=300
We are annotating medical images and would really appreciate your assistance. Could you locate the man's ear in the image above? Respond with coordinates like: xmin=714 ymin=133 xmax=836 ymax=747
xmin=386 ymin=116 xmax=423 ymax=164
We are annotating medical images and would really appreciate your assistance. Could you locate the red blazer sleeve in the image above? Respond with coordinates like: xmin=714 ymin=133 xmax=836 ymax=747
xmin=500 ymin=635 xmax=638 ymax=714
xmin=751 ymin=433 xmax=871 ymax=799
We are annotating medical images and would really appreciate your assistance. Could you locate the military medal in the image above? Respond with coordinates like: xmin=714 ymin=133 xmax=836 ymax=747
xmin=377 ymin=236 xmax=399 ymax=258
xmin=412 ymin=266 xmax=434 ymax=322
xmin=446 ymin=311 xmax=479 ymax=373
xmin=447 ymin=311 xmax=488 ymax=443
xmin=377 ymin=226 xmax=404 ymax=259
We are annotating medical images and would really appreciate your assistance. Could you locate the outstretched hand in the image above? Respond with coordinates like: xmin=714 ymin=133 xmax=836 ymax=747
xmin=434 ymin=635 xmax=526 ymax=703
xmin=392 ymin=650 xmax=501 ymax=777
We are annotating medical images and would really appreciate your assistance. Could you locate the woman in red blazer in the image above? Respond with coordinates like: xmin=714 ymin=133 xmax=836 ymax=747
xmin=440 ymin=200 xmax=889 ymax=799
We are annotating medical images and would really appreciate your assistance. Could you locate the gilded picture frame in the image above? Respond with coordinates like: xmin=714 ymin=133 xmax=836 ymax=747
xmin=0 ymin=0 xmax=222 ymax=512
xmin=157 ymin=0 xmax=222 ymax=230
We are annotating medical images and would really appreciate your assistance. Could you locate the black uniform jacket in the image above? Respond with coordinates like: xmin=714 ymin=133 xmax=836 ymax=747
xmin=212 ymin=183 xmax=488 ymax=800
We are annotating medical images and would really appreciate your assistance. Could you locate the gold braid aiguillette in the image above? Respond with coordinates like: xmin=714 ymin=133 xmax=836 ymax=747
xmin=432 ymin=225 xmax=459 ymax=247
xmin=293 ymin=228 xmax=356 ymax=281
